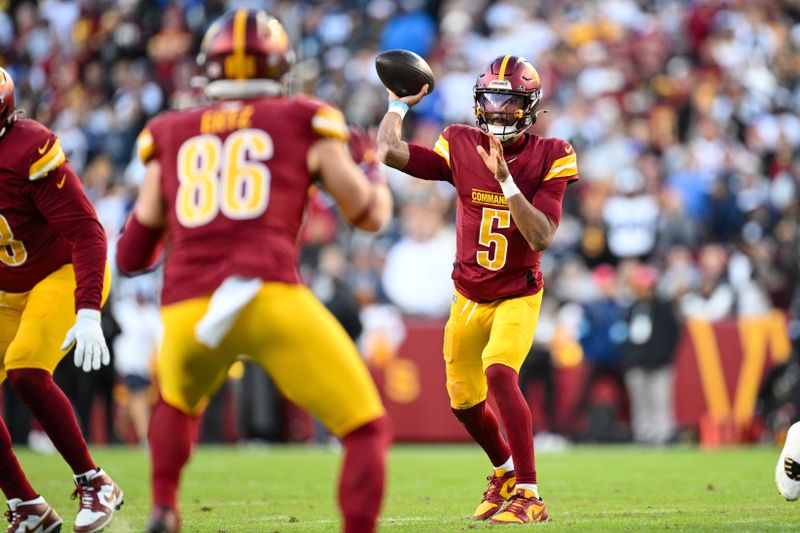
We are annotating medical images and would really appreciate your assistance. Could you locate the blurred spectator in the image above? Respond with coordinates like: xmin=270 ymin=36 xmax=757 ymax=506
xmin=680 ymin=244 xmax=734 ymax=320
xmin=382 ymin=199 xmax=456 ymax=316
xmin=574 ymin=265 xmax=628 ymax=440
xmin=602 ymin=168 xmax=659 ymax=261
xmin=112 ymin=276 xmax=161 ymax=444
xmin=621 ymin=265 xmax=680 ymax=445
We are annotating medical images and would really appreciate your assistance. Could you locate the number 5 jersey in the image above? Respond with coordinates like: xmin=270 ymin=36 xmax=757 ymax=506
xmin=136 ymin=96 xmax=349 ymax=305
xmin=402 ymin=124 xmax=580 ymax=303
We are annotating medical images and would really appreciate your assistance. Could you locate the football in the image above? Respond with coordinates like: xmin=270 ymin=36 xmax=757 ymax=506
xmin=375 ymin=49 xmax=435 ymax=98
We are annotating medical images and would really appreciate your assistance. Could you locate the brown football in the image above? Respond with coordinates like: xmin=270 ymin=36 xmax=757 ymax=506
xmin=375 ymin=49 xmax=435 ymax=98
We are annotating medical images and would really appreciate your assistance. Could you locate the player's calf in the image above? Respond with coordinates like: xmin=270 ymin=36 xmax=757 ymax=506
xmin=72 ymin=469 xmax=123 ymax=533
xmin=5 ymin=496 xmax=62 ymax=533
xmin=340 ymin=416 xmax=392 ymax=533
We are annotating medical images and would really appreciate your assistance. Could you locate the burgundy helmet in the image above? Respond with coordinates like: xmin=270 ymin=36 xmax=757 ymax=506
xmin=474 ymin=55 xmax=542 ymax=140
xmin=198 ymin=9 xmax=293 ymax=82
xmin=0 ymin=67 xmax=16 ymax=134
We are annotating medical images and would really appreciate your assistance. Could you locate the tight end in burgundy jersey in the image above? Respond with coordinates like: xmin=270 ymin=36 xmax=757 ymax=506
xmin=403 ymin=124 xmax=579 ymax=302
xmin=137 ymin=95 xmax=350 ymax=305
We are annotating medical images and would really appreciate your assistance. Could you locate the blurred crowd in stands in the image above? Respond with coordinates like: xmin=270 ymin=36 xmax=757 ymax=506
xmin=3 ymin=0 xmax=800 ymax=445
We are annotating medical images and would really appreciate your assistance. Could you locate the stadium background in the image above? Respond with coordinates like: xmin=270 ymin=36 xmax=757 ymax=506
xmin=1 ymin=0 xmax=798 ymax=448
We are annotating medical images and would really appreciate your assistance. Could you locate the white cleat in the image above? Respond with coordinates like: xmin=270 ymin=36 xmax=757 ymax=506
xmin=4 ymin=496 xmax=62 ymax=533
xmin=72 ymin=469 xmax=124 ymax=533
xmin=776 ymin=422 xmax=800 ymax=501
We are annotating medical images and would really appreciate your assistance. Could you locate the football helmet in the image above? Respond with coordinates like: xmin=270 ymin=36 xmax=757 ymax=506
xmin=0 ymin=66 xmax=17 ymax=137
xmin=198 ymin=9 xmax=294 ymax=99
xmin=474 ymin=55 xmax=542 ymax=141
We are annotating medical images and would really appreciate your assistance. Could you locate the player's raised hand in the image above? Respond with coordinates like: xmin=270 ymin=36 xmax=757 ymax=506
xmin=387 ymin=84 xmax=429 ymax=108
xmin=476 ymin=133 xmax=511 ymax=182
xmin=61 ymin=309 xmax=111 ymax=372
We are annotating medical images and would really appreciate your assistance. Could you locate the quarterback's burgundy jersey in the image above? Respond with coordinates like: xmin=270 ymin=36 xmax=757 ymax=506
xmin=403 ymin=124 xmax=578 ymax=302
xmin=137 ymin=95 xmax=350 ymax=305
xmin=0 ymin=118 xmax=107 ymax=310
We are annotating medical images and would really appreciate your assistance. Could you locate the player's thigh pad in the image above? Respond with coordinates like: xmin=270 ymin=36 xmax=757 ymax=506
xmin=0 ymin=294 xmax=25 ymax=383
xmin=482 ymin=290 xmax=543 ymax=372
xmin=244 ymin=283 xmax=384 ymax=437
xmin=159 ymin=297 xmax=236 ymax=416
xmin=444 ymin=291 xmax=495 ymax=409
xmin=4 ymin=264 xmax=110 ymax=374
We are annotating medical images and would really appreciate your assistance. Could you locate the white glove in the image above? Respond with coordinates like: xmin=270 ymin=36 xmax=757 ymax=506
xmin=61 ymin=309 xmax=110 ymax=372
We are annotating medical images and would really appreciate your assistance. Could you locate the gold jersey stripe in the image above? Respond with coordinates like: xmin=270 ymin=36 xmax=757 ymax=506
xmin=433 ymin=134 xmax=450 ymax=167
xmin=312 ymin=107 xmax=348 ymax=141
xmin=543 ymin=154 xmax=578 ymax=181
xmin=29 ymin=138 xmax=66 ymax=180
xmin=137 ymin=128 xmax=155 ymax=163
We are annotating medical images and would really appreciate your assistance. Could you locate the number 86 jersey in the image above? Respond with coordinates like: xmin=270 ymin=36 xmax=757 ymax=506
xmin=136 ymin=96 xmax=349 ymax=305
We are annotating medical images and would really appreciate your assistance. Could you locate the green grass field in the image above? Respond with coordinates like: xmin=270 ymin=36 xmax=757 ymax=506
xmin=14 ymin=444 xmax=800 ymax=532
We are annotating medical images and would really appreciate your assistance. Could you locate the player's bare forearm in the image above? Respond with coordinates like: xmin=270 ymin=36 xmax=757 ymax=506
xmin=507 ymin=194 xmax=557 ymax=252
xmin=377 ymin=112 xmax=409 ymax=169
xmin=378 ymin=85 xmax=428 ymax=169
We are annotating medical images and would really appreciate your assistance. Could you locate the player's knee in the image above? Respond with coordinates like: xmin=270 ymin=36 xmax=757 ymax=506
xmin=447 ymin=380 xmax=482 ymax=410
xmin=485 ymin=363 xmax=517 ymax=391
xmin=451 ymin=400 xmax=485 ymax=422
xmin=7 ymin=368 xmax=52 ymax=403
xmin=344 ymin=415 xmax=393 ymax=448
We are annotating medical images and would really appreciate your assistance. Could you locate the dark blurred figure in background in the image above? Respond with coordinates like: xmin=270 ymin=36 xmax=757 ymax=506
xmin=574 ymin=265 xmax=628 ymax=441
xmin=759 ymin=298 xmax=800 ymax=441
xmin=621 ymin=265 xmax=680 ymax=445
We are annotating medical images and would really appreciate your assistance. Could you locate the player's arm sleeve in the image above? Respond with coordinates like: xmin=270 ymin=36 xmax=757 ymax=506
xmin=311 ymin=104 xmax=350 ymax=142
xmin=542 ymin=141 xmax=579 ymax=184
xmin=401 ymin=129 xmax=453 ymax=182
xmin=136 ymin=125 xmax=158 ymax=164
xmin=29 ymin=162 xmax=107 ymax=311
xmin=533 ymin=141 xmax=580 ymax=225
xmin=116 ymin=215 xmax=165 ymax=275
xmin=531 ymin=180 xmax=568 ymax=226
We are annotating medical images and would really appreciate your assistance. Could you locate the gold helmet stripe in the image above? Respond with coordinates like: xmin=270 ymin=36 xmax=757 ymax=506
xmin=497 ymin=55 xmax=512 ymax=81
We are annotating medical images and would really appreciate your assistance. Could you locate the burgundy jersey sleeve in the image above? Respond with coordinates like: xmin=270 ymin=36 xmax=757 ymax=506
xmin=29 ymin=161 xmax=106 ymax=311
xmin=136 ymin=119 xmax=161 ymax=164
xmin=540 ymin=139 xmax=579 ymax=185
xmin=532 ymin=180 xmax=568 ymax=226
xmin=402 ymin=127 xmax=453 ymax=183
xmin=531 ymin=138 xmax=579 ymax=226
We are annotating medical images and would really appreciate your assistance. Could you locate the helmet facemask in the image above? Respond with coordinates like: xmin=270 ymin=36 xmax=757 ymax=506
xmin=474 ymin=82 xmax=541 ymax=141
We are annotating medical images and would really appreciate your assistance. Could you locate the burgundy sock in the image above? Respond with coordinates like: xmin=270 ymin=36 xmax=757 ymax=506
xmin=7 ymin=368 xmax=96 ymax=475
xmin=339 ymin=416 xmax=391 ymax=533
xmin=452 ymin=400 xmax=511 ymax=467
xmin=486 ymin=364 xmax=536 ymax=485
xmin=0 ymin=416 xmax=37 ymax=501
xmin=149 ymin=398 xmax=200 ymax=510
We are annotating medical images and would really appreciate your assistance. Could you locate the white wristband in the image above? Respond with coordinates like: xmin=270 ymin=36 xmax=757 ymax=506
xmin=499 ymin=174 xmax=521 ymax=199
xmin=387 ymin=101 xmax=408 ymax=119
